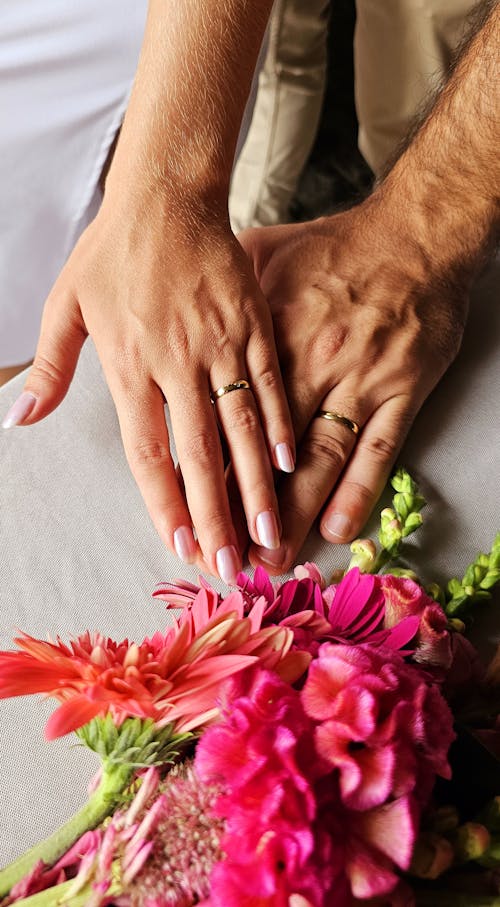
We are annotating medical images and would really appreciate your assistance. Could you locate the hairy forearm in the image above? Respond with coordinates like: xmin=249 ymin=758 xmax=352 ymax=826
xmin=375 ymin=1 xmax=499 ymax=284
xmin=106 ymin=0 xmax=273 ymax=212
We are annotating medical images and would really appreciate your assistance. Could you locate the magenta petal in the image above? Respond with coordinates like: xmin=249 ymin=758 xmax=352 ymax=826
xmin=343 ymin=598 xmax=385 ymax=639
xmin=384 ymin=615 xmax=420 ymax=650
xmin=253 ymin=566 xmax=275 ymax=602
xmin=328 ymin=569 xmax=382 ymax=634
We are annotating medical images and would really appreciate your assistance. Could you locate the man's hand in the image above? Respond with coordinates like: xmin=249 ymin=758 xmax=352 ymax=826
xmin=239 ymin=1 xmax=499 ymax=574
xmin=238 ymin=203 xmax=467 ymax=573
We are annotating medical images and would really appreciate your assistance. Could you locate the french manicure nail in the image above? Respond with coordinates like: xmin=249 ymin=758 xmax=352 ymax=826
xmin=275 ymin=442 xmax=295 ymax=473
xmin=173 ymin=526 xmax=197 ymax=564
xmin=324 ymin=512 xmax=352 ymax=541
xmin=256 ymin=510 xmax=280 ymax=550
xmin=2 ymin=391 xmax=37 ymax=429
xmin=216 ymin=545 xmax=241 ymax=585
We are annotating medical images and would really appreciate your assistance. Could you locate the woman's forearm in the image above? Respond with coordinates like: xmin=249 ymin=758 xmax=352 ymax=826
xmin=105 ymin=0 xmax=273 ymax=213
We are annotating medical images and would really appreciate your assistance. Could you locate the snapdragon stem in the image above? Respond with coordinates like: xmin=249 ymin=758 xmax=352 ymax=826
xmin=0 ymin=763 xmax=132 ymax=898
xmin=371 ymin=548 xmax=393 ymax=574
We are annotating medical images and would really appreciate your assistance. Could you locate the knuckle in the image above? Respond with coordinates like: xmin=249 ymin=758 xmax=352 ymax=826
xmin=196 ymin=509 xmax=229 ymax=539
xmin=338 ymin=479 xmax=375 ymax=508
xmin=253 ymin=366 xmax=279 ymax=395
xmin=227 ymin=403 xmax=260 ymax=436
xmin=180 ymin=429 xmax=217 ymax=470
xmin=30 ymin=355 xmax=67 ymax=386
xmin=129 ymin=438 xmax=171 ymax=471
xmin=301 ymin=433 xmax=350 ymax=473
xmin=358 ymin=434 xmax=400 ymax=462
xmin=282 ymin=498 xmax=311 ymax=526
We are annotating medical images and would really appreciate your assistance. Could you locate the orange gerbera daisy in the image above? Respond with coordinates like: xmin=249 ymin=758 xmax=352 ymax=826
xmin=0 ymin=589 xmax=309 ymax=741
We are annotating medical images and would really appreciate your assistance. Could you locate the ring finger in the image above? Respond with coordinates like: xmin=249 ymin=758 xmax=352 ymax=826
xmin=210 ymin=358 xmax=282 ymax=552
xmin=249 ymin=391 xmax=370 ymax=574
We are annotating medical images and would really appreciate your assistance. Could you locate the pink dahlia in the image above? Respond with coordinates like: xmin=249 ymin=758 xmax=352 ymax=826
xmin=302 ymin=643 xmax=455 ymax=812
xmin=0 ymin=588 xmax=308 ymax=740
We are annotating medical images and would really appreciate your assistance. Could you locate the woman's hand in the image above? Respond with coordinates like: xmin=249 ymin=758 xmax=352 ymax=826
xmin=2 ymin=0 xmax=294 ymax=584
xmin=238 ymin=196 xmax=468 ymax=573
xmin=7 ymin=197 xmax=294 ymax=583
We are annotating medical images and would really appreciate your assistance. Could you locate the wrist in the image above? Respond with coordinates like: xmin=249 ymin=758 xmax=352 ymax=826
xmin=101 ymin=162 xmax=231 ymax=234
xmin=367 ymin=168 xmax=496 ymax=289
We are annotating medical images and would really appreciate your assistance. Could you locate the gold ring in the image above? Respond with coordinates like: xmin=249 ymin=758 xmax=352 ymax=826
xmin=316 ymin=409 xmax=360 ymax=435
xmin=210 ymin=379 xmax=251 ymax=404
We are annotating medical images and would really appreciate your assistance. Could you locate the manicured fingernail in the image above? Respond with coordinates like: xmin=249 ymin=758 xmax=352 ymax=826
xmin=256 ymin=510 xmax=280 ymax=550
xmin=275 ymin=442 xmax=295 ymax=473
xmin=173 ymin=526 xmax=197 ymax=564
xmin=216 ymin=545 xmax=241 ymax=585
xmin=253 ymin=543 xmax=286 ymax=569
xmin=2 ymin=392 xmax=37 ymax=429
xmin=323 ymin=512 xmax=352 ymax=541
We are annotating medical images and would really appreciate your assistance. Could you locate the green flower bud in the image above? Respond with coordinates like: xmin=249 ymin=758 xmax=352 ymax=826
xmin=402 ymin=512 xmax=424 ymax=536
xmin=452 ymin=822 xmax=491 ymax=862
xmin=448 ymin=617 xmax=466 ymax=633
xmin=477 ymin=834 xmax=500 ymax=869
xmin=348 ymin=538 xmax=377 ymax=573
xmin=393 ymin=492 xmax=411 ymax=521
xmin=410 ymin=833 xmax=454 ymax=879
xmin=481 ymin=568 xmax=500 ymax=590
xmin=379 ymin=508 xmax=402 ymax=550
xmin=427 ymin=583 xmax=446 ymax=606
xmin=388 ymin=568 xmax=420 ymax=581
xmin=391 ymin=468 xmax=413 ymax=493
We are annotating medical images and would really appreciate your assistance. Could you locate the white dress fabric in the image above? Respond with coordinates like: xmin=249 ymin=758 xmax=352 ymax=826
xmin=0 ymin=0 xmax=147 ymax=367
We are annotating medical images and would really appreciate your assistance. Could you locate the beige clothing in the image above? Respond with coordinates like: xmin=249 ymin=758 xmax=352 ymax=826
xmin=230 ymin=0 xmax=330 ymax=232
xmin=355 ymin=0 xmax=481 ymax=174
xmin=229 ymin=0 xmax=480 ymax=230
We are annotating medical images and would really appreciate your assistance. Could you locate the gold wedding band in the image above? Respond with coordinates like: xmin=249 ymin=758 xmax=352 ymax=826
xmin=316 ymin=409 xmax=360 ymax=435
xmin=210 ymin=379 xmax=251 ymax=404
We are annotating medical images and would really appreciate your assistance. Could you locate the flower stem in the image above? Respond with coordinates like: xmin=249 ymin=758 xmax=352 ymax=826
xmin=0 ymin=763 xmax=132 ymax=898
xmin=6 ymin=879 xmax=91 ymax=907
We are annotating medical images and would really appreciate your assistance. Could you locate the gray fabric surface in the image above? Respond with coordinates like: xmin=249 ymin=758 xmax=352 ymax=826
xmin=0 ymin=262 xmax=499 ymax=864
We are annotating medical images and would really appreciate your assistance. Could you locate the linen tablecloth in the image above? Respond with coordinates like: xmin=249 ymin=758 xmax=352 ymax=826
xmin=1 ymin=262 xmax=499 ymax=864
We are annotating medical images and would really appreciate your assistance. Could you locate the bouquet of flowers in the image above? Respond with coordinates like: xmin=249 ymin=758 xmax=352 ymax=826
xmin=0 ymin=470 xmax=499 ymax=907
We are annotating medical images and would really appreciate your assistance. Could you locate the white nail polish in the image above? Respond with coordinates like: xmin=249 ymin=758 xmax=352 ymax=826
xmin=2 ymin=392 xmax=37 ymax=429
xmin=275 ymin=442 xmax=295 ymax=473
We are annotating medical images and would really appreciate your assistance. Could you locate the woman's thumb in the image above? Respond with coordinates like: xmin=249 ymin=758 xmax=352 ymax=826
xmin=2 ymin=289 xmax=87 ymax=428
